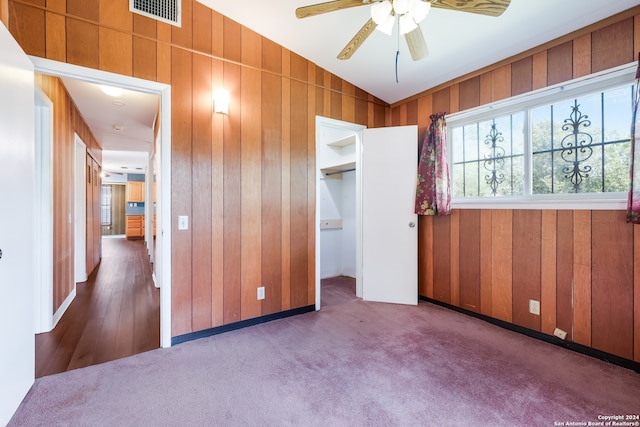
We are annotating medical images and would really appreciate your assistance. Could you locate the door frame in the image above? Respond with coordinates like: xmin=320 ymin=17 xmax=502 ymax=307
xmin=74 ymin=134 xmax=87 ymax=283
xmin=29 ymin=57 xmax=173 ymax=348
xmin=34 ymin=86 xmax=54 ymax=333
xmin=315 ymin=116 xmax=366 ymax=310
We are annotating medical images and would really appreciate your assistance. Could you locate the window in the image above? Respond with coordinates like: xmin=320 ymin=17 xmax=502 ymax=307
xmin=448 ymin=63 xmax=636 ymax=209
xmin=101 ymin=185 xmax=112 ymax=226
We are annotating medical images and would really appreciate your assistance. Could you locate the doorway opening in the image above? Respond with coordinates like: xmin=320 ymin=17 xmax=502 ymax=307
xmin=315 ymin=116 xmax=366 ymax=310
xmin=30 ymin=57 xmax=172 ymax=349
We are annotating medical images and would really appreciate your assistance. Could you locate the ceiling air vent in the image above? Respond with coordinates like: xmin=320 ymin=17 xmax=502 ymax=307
xmin=129 ymin=0 xmax=181 ymax=27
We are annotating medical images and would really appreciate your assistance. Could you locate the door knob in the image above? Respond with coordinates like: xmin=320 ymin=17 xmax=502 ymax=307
xmin=409 ymin=222 xmax=416 ymax=228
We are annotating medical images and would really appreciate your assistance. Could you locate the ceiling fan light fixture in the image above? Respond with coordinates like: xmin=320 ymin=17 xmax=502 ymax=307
xmin=410 ymin=0 xmax=431 ymax=24
xmin=371 ymin=0 xmax=392 ymax=25
xmin=392 ymin=0 xmax=410 ymax=15
xmin=376 ymin=13 xmax=396 ymax=35
xmin=398 ymin=13 xmax=417 ymax=35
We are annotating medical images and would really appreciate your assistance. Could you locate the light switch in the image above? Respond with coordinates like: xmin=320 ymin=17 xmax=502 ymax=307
xmin=178 ymin=215 xmax=189 ymax=230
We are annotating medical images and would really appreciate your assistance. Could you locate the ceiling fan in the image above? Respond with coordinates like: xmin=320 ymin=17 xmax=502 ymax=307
xmin=296 ymin=0 xmax=511 ymax=61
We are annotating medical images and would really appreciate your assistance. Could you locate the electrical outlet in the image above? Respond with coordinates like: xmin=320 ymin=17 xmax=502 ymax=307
xmin=553 ymin=328 xmax=567 ymax=340
xmin=528 ymin=299 xmax=540 ymax=316
xmin=257 ymin=286 xmax=265 ymax=300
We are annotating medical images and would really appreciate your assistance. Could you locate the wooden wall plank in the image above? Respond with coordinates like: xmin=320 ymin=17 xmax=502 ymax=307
xmin=66 ymin=0 xmax=98 ymax=21
xmin=262 ymin=37 xmax=282 ymax=74
xmin=66 ymin=18 xmax=99 ymax=69
xmin=459 ymin=76 xmax=480 ymax=111
xmin=532 ymin=51 xmax=548 ymax=90
xmin=241 ymin=26 xmax=261 ymax=68
xmin=450 ymin=210 xmax=460 ymax=306
xmin=281 ymin=64 xmax=292 ymax=311
xmin=99 ymin=0 xmax=131 ymax=32
xmin=547 ymin=41 xmax=573 ymax=86
xmin=307 ymin=77 xmax=316 ymax=306
xmin=290 ymin=79 xmax=309 ymax=309
xmin=262 ymin=71 xmax=283 ymax=315
xmin=406 ymin=99 xmax=418 ymax=125
xmin=511 ymin=56 xmax=532 ymax=96
xmin=572 ymin=210 xmax=591 ymax=347
xmin=433 ymin=88 xmax=450 ymax=114
xmin=45 ymin=11 xmax=66 ymax=61
xmin=191 ymin=53 xmax=213 ymax=331
xmin=172 ymin=0 xmax=192 ymax=49
xmin=573 ymin=34 xmax=591 ymax=78
xmin=449 ymin=84 xmax=459 ymax=114
xmin=211 ymin=58 xmax=225 ymax=327
xmin=480 ymin=210 xmax=492 ymax=316
xmin=223 ymin=62 xmax=242 ymax=324
xmin=192 ymin=0 xmax=212 ymax=55
xmin=9 ymin=1 xmax=45 ymax=56
xmin=133 ymin=14 xmax=157 ymax=39
xmin=211 ymin=10 xmax=223 ymax=58
xmin=240 ymin=65 xmax=263 ymax=320
xmin=133 ymin=36 xmax=157 ymax=81
xmin=491 ymin=64 xmax=511 ymax=102
xmin=156 ymin=41 xmax=171 ymax=85
xmin=491 ymin=209 xmax=512 ymax=322
xmin=512 ymin=210 xmax=541 ymax=331
xmin=432 ymin=215 xmax=451 ymax=303
xmin=479 ymin=73 xmax=492 ymax=105
xmin=556 ymin=210 xmax=574 ymax=340
xmin=223 ymin=16 xmax=241 ymax=63
xmin=342 ymin=80 xmax=356 ymax=124
xmin=591 ymin=18 xmax=634 ymax=73
xmin=171 ymin=47 xmax=193 ymax=336
xmin=418 ymin=215 xmax=433 ymax=298
xmin=99 ymin=28 xmax=132 ymax=76
xmin=458 ymin=210 xmax=480 ymax=312
xmin=591 ymin=211 xmax=633 ymax=359
xmin=540 ymin=210 xmax=557 ymax=336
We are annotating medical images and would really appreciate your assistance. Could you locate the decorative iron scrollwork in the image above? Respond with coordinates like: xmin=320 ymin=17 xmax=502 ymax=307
xmin=560 ymin=100 xmax=593 ymax=192
xmin=483 ymin=120 xmax=506 ymax=196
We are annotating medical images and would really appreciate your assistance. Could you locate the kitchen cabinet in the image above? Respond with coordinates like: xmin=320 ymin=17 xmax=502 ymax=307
xmin=126 ymin=181 xmax=145 ymax=202
xmin=126 ymin=215 xmax=144 ymax=238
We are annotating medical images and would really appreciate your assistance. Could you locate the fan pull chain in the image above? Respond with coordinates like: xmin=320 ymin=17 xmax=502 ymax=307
xmin=395 ymin=28 xmax=400 ymax=83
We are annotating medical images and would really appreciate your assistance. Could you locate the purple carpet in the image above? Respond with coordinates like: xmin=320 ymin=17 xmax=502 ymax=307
xmin=9 ymin=276 xmax=640 ymax=426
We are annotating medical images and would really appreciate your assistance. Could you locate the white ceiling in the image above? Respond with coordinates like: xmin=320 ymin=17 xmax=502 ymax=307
xmin=62 ymin=78 xmax=158 ymax=174
xmin=197 ymin=0 xmax=639 ymax=104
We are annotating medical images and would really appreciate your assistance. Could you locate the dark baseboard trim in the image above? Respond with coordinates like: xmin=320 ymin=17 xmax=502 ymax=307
xmin=171 ymin=305 xmax=315 ymax=346
xmin=420 ymin=296 xmax=640 ymax=374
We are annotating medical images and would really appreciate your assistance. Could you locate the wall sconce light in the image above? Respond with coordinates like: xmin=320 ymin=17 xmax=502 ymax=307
xmin=213 ymin=88 xmax=229 ymax=114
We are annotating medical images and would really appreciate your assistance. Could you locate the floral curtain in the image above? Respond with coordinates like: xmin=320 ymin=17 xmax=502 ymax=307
xmin=627 ymin=53 xmax=640 ymax=223
xmin=415 ymin=112 xmax=451 ymax=216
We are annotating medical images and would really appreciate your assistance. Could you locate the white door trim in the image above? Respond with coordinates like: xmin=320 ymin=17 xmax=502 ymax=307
xmin=315 ymin=116 xmax=366 ymax=310
xmin=74 ymin=133 xmax=87 ymax=283
xmin=29 ymin=57 xmax=173 ymax=348
xmin=34 ymin=86 xmax=54 ymax=333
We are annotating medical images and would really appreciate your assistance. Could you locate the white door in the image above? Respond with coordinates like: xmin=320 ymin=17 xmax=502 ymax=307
xmin=0 ymin=22 xmax=36 ymax=425
xmin=361 ymin=125 xmax=418 ymax=305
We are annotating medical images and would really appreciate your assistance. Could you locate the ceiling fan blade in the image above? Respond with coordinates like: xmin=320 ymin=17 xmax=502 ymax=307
xmin=337 ymin=18 xmax=377 ymax=60
xmin=296 ymin=0 xmax=369 ymax=19
xmin=431 ymin=0 xmax=511 ymax=17
xmin=404 ymin=26 xmax=428 ymax=61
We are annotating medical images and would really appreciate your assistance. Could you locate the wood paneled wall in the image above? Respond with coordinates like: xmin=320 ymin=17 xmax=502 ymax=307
xmin=8 ymin=0 xmax=389 ymax=337
xmin=392 ymin=7 xmax=640 ymax=363
xmin=34 ymin=73 xmax=102 ymax=312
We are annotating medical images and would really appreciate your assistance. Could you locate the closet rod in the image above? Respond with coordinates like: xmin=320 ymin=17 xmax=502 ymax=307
xmin=325 ymin=168 xmax=356 ymax=176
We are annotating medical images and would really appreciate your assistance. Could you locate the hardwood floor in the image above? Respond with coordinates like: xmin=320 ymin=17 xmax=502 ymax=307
xmin=35 ymin=237 xmax=160 ymax=378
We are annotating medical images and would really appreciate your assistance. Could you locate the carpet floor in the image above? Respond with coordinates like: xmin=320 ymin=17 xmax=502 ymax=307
xmin=9 ymin=276 xmax=640 ymax=426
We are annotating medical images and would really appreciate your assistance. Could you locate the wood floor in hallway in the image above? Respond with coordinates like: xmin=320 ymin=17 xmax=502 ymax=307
xmin=35 ymin=237 xmax=160 ymax=378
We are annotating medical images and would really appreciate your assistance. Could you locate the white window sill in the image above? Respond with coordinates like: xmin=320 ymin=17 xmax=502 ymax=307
xmin=451 ymin=193 xmax=627 ymax=210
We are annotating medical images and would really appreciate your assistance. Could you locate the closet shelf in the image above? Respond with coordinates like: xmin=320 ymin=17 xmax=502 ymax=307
xmin=320 ymin=161 xmax=356 ymax=179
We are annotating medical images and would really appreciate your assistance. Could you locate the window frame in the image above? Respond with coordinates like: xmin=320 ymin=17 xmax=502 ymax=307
xmin=446 ymin=61 xmax=637 ymax=210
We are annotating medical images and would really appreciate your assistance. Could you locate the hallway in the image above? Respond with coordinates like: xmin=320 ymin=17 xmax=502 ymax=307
xmin=35 ymin=237 xmax=160 ymax=378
